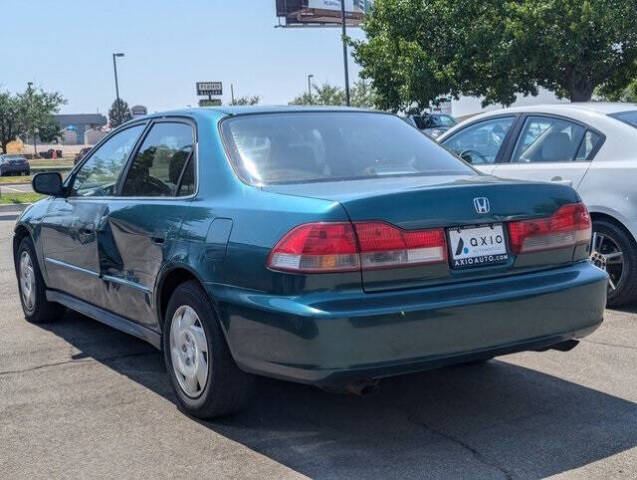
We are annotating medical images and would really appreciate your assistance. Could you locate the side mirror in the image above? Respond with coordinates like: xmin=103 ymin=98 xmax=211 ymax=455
xmin=460 ymin=152 xmax=473 ymax=164
xmin=32 ymin=172 xmax=65 ymax=197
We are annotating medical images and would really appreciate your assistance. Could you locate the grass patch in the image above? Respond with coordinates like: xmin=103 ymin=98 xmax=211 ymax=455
xmin=0 ymin=175 xmax=33 ymax=184
xmin=29 ymin=156 xmax=75 ymax=168
xmin=0 ymin=192 xmax=44 ymax=204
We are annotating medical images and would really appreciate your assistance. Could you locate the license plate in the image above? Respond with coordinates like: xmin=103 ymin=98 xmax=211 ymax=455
xmin=447 ymin=224 xmax=509 ymax=269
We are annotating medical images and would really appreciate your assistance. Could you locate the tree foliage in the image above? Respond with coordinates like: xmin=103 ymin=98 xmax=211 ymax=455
xmin=352 ymin=0 xmax=637 ymax=112
xmin=0 ymin=86 xmax=65 ymax=154
xmin=233 ymin=95 xmax=261 ymax=106
xmin=289 ymin=80 xmax=378 ymax=108
xmin=109 ymin=98 xmax=132 ymax=128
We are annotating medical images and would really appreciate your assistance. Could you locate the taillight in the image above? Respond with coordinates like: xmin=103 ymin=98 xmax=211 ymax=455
xmin=267 ymin=221 xmax=447 ymax=273
xmin=508 ymin=203 xmax=591 ymax=254
xmin=267 ymin=222 xmax=360 ymax=273
xmin=354 ymin=222 xmax=447 ymax=269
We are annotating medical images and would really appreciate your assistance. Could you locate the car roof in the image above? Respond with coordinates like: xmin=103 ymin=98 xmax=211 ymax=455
xmin=134 ymin=105 xmax=379 ymax=123
xmin=476 ymin=102 xmax=637 ymax=117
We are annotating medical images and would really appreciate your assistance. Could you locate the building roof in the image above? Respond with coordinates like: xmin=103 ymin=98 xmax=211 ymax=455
xmin=54 ymin=114 xmax=108 ymax=127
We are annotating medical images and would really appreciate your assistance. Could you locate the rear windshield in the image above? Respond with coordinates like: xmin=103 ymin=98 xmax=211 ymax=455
xmin=610 ymin=111 xmax=637 ymax=128
xmin=221 ymin=112 xmax=473 ymax=185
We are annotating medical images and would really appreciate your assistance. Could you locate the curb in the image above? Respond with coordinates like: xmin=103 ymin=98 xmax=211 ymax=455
xmin=0 ymin=203 xmax=29 ymax=213
xmin=0 ymin=182 xmax=30 ymax=187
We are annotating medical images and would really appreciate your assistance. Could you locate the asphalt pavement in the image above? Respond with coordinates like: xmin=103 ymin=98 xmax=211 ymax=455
xmin=0 ymin=214 xmax=635 ymax=479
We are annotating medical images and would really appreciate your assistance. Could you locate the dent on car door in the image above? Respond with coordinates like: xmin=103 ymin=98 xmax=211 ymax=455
xmin=492 ymin=115 xmax=603 ymax=187
xmin=441 ymin=116 xmax=517 ymax=175
xmin=40 ymin=124 xmax=146 ymax=306
xmin=98 ymin=121 xmax=197 ymax=329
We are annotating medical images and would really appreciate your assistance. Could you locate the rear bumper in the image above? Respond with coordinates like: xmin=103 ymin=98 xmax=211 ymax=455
xmin=209 ymin=261 xmax=607 ymax=386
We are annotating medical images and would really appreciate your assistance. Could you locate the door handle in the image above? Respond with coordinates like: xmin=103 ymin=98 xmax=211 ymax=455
xmin=550 ymin=177 xmax=573 ymax=187
xmin=151 ymin=236 xmax=165 ymax=245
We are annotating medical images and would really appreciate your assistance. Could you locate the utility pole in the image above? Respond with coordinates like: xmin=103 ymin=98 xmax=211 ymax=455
xmin=340 ymin=0 xmax=350 ymax=106
xmin=112 ymin=53 xmax=125 ymax=123
xmin=307 ymin=74 xmax=314 ymax=104
xmin=231 ymin=84 xmax=235 ymax=105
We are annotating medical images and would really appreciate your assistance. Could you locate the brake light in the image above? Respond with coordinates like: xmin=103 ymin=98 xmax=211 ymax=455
xmin=267 ymin=222 xmax=360 ymax=273
xmin=508 ymin=203 xmax=591 ymax=254
xmin=267 ymin=221 xmax=447 ymax=273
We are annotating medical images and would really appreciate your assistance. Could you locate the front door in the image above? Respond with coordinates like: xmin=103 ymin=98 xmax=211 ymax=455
xmin=40 ymin=124 xmax=146 ymax=306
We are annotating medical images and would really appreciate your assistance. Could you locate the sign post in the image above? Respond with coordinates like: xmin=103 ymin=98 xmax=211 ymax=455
xmin=196 ymin=81 xmax=223 ymax=106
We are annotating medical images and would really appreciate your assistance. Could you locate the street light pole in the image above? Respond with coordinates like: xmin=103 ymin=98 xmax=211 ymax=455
xmin=340 ymin=0 xmax=350 ymax=106
xmin=112 ymin=53 xmax=125 ymax=122
xmin=307 ymin=74 xmax=314 ymax=104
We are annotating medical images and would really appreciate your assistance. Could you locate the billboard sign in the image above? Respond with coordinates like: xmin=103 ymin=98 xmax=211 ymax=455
xmin=196 ymin=81 xmax=223 ymax=97
xmin=131 ymin=105 xmax=148 ymax=118
xmin=276 ymin=0 xmax=373 ymax=26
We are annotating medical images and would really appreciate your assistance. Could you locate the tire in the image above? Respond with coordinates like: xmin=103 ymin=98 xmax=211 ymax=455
xmin=16 ymin=236 xmax=64 ymax=323
xmin=592 ymin=219 xmax=637 ymax=307
xmin=163 ymin=280 xmax=255 ymax=419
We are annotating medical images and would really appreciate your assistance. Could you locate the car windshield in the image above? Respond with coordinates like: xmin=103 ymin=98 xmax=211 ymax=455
xmin=412 ymin=114 xmax=457 ymax=129
xmin=221 ymin=112 xmax=473 ymax=185
xmin=610 ymin=110 xmax=637 ymax=128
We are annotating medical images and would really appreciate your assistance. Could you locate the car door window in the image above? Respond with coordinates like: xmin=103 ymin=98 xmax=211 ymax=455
xmin=575 ymin=130 xmax=603 ymax=161
xmin=121 ymin=122 xmax=195 ymax=197
xmin=442 ymin=117 xmax=515 ymax=165
xmin=511 ymin=116 xmax=586 ymax=163
xmin=71 ymin=125 xmax=145 ymax=197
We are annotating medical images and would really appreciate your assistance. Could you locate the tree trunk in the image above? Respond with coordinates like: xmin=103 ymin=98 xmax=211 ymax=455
xmin=1 ymin=143 xmax=6 ymax=154
xmin=570 ymin=87 xmax=594 ymax=102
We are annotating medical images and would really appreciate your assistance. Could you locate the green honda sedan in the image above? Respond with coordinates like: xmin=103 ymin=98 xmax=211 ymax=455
xmin=14 ymin=107 xmax=607 ymax=418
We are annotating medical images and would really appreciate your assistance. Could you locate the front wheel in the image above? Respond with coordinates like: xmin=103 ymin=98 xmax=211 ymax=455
xmin=163 ymin=281 xmax=255 ymax=419
xmin=16 ymin=237 xmax=64 ymax=323
xmin=590 ymin=219 xmax=637 ymax=307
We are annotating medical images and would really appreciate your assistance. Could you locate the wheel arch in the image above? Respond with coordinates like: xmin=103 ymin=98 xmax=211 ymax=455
xmin=589 ymin=211 xmax=637 ymax=246
xmin=13 ymin=223 xmax=32 ymax=267
xmin=155 ymin=264 xmax=209 ymax=333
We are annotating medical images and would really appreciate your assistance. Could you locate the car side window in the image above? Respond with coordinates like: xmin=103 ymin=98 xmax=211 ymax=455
xmin=71 ymin=125 xmax=145 ymax=197
xmin=442 ymin=117 xmax=515 ymax=165
xmin=511 ymin=116 xmax=586 ymax=163
xmin=121 ymin=122 xmax=195 ymax=197
xmin=575 ymin=130 xmax=603 ymax=161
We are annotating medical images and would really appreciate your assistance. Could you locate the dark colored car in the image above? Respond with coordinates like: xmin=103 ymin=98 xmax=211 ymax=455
xmin=74 ymin=147 xmax=92 ymax=165
xmin=14 ymin=107 xmax=607 ymax=419
xmin=406 ymin=112 xmax=458 ymax=138
xmin=0 ymin=154 xmax=31 ymax=176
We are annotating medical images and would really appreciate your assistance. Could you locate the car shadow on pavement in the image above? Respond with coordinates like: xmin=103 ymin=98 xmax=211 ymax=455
xmin=42 ymin=310 xmax=636 ymax=480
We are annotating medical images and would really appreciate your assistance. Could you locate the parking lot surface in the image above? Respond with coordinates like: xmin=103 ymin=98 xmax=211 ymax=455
xmin=0 ymin=214 xmax=635 ymax=480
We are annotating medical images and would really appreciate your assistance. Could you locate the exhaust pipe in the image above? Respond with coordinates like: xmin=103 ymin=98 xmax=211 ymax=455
xmin=535 ymin=339 xmax=580 ymax=352
xmin=344 ymin=379 xmax=380 ymax=396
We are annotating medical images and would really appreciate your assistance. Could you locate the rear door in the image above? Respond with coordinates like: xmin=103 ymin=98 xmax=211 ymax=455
xmin=97 ymin=119 xmax=197 ymax=328
xmin=440 ymin=116 xmax=518 ymax=175
xmin=492 ymin=114 xmax=604 ymax=188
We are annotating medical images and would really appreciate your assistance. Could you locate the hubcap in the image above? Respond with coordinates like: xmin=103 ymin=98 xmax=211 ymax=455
xmin=169 ymin=305 xmax=209 ymax=398
xmin=591 ymin=231 xmax=624 ymax=294
xmin=19 ymin=251 xmax=36 ymax=313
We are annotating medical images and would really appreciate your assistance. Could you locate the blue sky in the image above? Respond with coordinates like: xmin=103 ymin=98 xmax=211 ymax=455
xmin=2 ymin=0 xmax=366 ymax=114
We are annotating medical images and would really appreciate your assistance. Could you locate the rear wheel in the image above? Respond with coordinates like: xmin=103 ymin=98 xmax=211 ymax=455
xmin=163 ymin=281 xmax=255 ymax=419
xmin=16 ymin=237 xmax=64 ymax=323
xmin=591 ymin=219 xmax=637 ymax=307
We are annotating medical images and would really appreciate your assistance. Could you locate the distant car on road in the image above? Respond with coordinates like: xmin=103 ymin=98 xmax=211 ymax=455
xmin=74 ymin=147 xmax=92 ymax=165
xmin=15 ymin=107 xmax=606 ymax=419
xmin=439 ymin=102 xmax=637 ymax=306
xmin=0 ymin=154 xmax=30 ymax=176
xmin=406 ymin=112 xmax=458 ymax=138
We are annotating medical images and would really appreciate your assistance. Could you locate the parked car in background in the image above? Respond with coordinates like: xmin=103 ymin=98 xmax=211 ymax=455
xmin=15 ymin=107 xmax=606 ymax=419
xmin=0 ymin=154 xmax=30 ymax=176
xmin=74 ymin=147 xmax=92 ymax=165
xmin=406 ymin=112 xmax=458 ymax=138
xmin=439 ymin=102 xmax=637 ymax=306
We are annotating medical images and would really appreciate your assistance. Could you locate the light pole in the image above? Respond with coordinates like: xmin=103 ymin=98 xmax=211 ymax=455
xmin=27 ymin=82 xmax=37 ymax=155
xmin=340 ymin=0 xmax=350 ymax=106
xmin=307 ymin=74 xmax=314 ymax=104
xmin=112 ymin=53 xmax=125 ymax=121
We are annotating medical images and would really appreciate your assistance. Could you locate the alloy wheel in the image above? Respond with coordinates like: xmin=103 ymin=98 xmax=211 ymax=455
xmin=590 ymin=231 xmax=624 ymax=294
xmin=19 ymin=250 xmax=36 ymax=313
xmin=169 ymin=305 xmax=209 ymax=398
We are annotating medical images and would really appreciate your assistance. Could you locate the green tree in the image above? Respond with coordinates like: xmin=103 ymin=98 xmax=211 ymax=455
xmin=233 ymin=95 xmax=261 ymax=106
xmin=109 ymin=98 xmax=132 ymax=128
xmin=350 ymin=79 xmax=378 ymax=108
xmin=0 ymin=92 xmax=24 ymax=154
xmin=352 ymin=0 xmax=637 ymax=112
xmin=290 ymin=82 xmax=347 ymax=106
xmin=21 ymin=85 xmax=65 ymax=154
